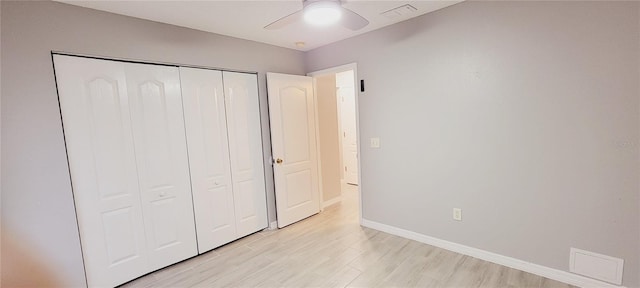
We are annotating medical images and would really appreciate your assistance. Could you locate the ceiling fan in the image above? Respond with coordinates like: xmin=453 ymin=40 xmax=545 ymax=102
xmin=264 ymin=0 xmax=369 ymax=31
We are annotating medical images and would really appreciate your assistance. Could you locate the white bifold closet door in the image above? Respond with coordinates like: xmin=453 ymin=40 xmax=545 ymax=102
xmin=222 ymin=71 xmax=268 ymax=237
xmin=54 ymin=55 xmax=197 ymax=287
xmin=181 ymin=67 xmax=268 ymax=253
xmin=180 ymin=67 xmax=236 ymax=252
xmin=124 ymin=62 xmax=198 ymax=271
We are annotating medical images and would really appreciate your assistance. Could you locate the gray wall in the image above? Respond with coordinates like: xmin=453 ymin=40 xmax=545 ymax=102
xmin=306 ymin=1 xmax=640 ymax=287
xmin=316 ymin=74 xmax=342 ymax=203
xmin=0 ymin=1 xmax=304 ymax=286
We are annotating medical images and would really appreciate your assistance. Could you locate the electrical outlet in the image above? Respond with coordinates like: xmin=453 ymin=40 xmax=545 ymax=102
xmin=453 ymin=208 xmax=462 ymax=221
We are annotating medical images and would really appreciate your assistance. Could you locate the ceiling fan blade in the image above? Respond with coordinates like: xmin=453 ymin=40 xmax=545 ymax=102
xmin=264 ymin=10 xmax=303 ymax=30
xmin=340 ymin=7 xmax=369 ymax=30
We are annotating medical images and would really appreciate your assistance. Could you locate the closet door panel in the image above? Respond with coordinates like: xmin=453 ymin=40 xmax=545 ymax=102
xmin=180 ymin=67 xmax=237 ymax=253
xmin=222 ymin=72 xmax=268 ymax=237
xmin=125 ymin=63 xmax=198 ymax=270
xmin=53 ymin=55 xmax=149 ymax=287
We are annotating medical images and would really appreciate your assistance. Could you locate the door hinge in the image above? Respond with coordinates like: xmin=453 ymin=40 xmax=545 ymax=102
xmin=345 ymin=166 xmax=347 ymax=172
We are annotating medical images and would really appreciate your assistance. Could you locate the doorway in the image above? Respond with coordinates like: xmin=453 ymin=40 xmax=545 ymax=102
xmin=266 ymin=64 xmax=361 ymax=228
xmin=308 ymin=64 xmax=361 ymax=219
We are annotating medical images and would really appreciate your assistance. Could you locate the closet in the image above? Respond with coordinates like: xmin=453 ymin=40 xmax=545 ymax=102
xmin=53 ymin=55 xmax=268 ymax=287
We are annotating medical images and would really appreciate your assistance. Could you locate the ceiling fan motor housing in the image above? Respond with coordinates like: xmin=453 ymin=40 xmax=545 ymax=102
xmin=303 ymin=0 xmax=342 ymax=9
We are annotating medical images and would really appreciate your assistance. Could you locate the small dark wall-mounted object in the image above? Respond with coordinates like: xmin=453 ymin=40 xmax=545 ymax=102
xmin=360 ymin=80 xmax=365 ymax=92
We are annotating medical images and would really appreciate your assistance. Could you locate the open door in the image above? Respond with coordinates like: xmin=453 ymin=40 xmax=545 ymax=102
xmin=267 ymin=73 xmax=320 ymax=228
xmin=336 ymin=70 xmax=359 ymax=185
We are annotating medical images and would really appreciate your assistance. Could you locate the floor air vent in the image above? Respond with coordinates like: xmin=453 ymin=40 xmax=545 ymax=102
xmin=569 ymin=248 xmax=624 ymax=285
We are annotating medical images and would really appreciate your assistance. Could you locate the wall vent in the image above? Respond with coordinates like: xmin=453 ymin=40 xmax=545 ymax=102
xmin=380 ymin=4 xmax=417 ymax=20
xmin=569 ymin=248 xmax=624 ymax=285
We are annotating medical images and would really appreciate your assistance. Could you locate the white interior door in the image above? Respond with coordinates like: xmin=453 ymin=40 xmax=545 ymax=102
xmin=336 ymin=71 xmax=358 ymax=185
xmin=222 ymin=71 xmax=268 ymax=237
xmin=125 ymin=63 xmax=198 ymax=270
xmin=180 ymin=67 xmax=237 ymax=253
xmin=54 ymin=55 xmax=149 ymax=287
xmin=267 ymin=73 xmax=320 ymax=228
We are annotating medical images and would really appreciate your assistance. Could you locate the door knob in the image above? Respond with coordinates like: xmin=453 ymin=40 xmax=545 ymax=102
xmin=276 ymin=158 xmax=283 ymax=164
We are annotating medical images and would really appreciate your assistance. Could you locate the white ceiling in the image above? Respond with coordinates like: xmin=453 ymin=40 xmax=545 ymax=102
xmin=54 ymin=0 xmax=463 ymax=51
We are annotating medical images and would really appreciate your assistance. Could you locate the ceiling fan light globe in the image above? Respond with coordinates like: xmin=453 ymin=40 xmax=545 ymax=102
xmin=303 ymin=1 xmax=342 ymax=26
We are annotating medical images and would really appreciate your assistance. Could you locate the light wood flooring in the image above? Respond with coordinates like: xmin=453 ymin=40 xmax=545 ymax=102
xmin=121 ymin=186 xmax=576 ymax=288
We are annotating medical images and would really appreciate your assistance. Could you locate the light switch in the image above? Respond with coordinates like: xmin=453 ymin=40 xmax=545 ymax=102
xmin=370 ymin=137 xmax=380 ymax=148
xmin=453 ymin=208 xmax=462 ymax=221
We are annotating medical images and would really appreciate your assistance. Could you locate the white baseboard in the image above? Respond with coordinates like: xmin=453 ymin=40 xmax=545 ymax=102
xmin=268 ymin=221 xmax=278 ymax=230
xmin=322 ymin=196 xmax=343 ymax=209
xmin=361 ymin=219 xmax=625 ymax=288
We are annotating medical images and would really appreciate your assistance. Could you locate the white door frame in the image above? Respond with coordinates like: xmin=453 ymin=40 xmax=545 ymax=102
xmin=307 ymin=63 xmax=362 ymax=224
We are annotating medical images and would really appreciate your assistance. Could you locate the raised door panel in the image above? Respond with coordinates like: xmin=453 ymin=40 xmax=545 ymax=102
xmin=266 ymin=73 xmax=320 ymax=228
xmin=180 ymin=67 xmax=237 ymax=253
xmin=53 ymin=55 xmax=149 ymax=287
xmin=222 ymin=71 xmax=268 ymax=237
xmin=125 ymin=63 xmax=198 ymax=270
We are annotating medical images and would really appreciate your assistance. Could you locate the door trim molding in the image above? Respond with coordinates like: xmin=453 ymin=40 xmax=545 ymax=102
xmin=52 ymin=51 xmax=259 ymax=75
